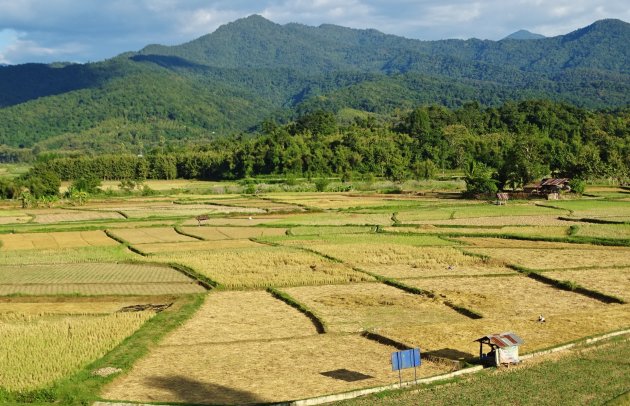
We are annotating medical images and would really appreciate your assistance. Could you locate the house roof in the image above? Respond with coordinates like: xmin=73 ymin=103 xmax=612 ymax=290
xmin=540 ymin=178 xmax=570 ymax=186
xmin=475 ymin=332 xmax=524 ymax=348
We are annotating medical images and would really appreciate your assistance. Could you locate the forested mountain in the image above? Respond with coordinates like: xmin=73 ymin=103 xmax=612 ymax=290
xmin=0 ymin=15 xmax=628 ymax=154
xmin=502 ymin=30 xmax=546 ymax=40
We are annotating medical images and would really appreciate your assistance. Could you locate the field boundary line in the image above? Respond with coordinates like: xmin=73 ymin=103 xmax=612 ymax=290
xmin=103 ymin=229 xmax=150 ymax=257
xmin=168 ymin=262 xmax=217 ymax=290
xmin=267 ymin=287 xmax=327 ymax=334
xmin=173 ymin=226 xmax=206 ymax=241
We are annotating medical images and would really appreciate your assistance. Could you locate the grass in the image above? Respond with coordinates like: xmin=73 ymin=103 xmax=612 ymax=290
xmin=337 ymin=337 xmax=630 ymax=406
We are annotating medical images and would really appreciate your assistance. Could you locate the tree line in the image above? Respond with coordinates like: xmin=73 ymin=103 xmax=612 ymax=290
xmin=4 ymin=99 xmax=628 ymax=199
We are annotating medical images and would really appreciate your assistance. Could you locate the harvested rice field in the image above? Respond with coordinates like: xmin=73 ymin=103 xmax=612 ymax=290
xmin=179 ymin=226 xmax=287 ymax=240
xmin=108 ymin=227 xmax=198 ymax=244
xmin=152 ymin=246 xmax=374 ymax=288
xmin=161 ymin=291 xmax=318 ymax=345
xmin=0 ymin=230 xmax=117 ymax=251
xmin=282 ymin=283 xmax=469 ymax=333
xmin=101 ymin=334 xmax=453 ymax=405
xmin=543 ymin=267 xmax=630 ymax=301
xmin=466 ymin=247 xmax=630 ymax=269
xmin=0 ymin=263 xmax=205 ymax=296
xmin=0 ymin=190 xmax=628 ymax=404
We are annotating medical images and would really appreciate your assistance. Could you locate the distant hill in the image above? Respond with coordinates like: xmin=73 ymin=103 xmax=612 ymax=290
xmin=0 ymin=16 xmax=628 ymax=152
xmin=503 ymin=30 xmax=546 ymax=40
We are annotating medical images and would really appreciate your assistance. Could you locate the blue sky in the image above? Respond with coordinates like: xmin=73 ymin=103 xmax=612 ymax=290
xmin=0 ymin=0 xmax=628 ymax=64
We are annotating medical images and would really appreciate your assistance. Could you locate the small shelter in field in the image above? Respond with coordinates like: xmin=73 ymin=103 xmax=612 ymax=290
xmin=524 ymin=178 xmax=571 ymax=199
xmin=475 ymin=332 xmax=524 ymax=366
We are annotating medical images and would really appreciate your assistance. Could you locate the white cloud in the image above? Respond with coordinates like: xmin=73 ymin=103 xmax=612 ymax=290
xmin=0 ymin=0 xmax=627 ymax=63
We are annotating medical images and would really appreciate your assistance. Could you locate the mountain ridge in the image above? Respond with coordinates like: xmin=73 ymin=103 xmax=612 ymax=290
xmin=0 ymin=16 xmax=628 ymax=151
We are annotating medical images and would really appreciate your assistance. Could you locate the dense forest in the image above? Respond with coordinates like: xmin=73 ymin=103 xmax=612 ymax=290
xmin=2 ymin=100 xmax=624 ymax=200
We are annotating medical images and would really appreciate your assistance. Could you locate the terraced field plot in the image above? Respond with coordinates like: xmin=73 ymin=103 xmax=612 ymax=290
xmin=268 ymin=212 xmax=394 ymax=226
xmin=206 ymin=197 xmax=302 ymax=212
xmin=543 ymin=267 xmax=630 ymax=301
xmin=152 ymin=246 xmax=373 ymax=288
xmin=109 ymin=227 xmax=198 ymax=244
xmin=266 ymin=193 xmax=423 ymax=210
xmin=404 ymin=214 xmax=578 ymax=226
xmin=32 ymin=210 xmax=124 ymax=224
xmin=0 ymin=301 xmax=150 ymax=315
xmin=180 ymin=226 xmax=287 ymax=240
xmin=108 ymin=204 xmax=263 ymax=219
xmin=466 ymin=246 xmax=630 ymax=269
xmin=573 ymin=224 xmax=630 ymax=239
xmin=161 ymin=291 xmax=318 ymax=345
xmin=0 ymin=263 xmax=204 ymax=295
xmin=289 ymin=226 xmax=373 ymax=236
xmin=0 ymin=245 xmax=133 ymax=266
xmin=384 ymin=225 xmax=570 ymax=238
xmin=0 ymin=230 xmax=117 ymax=251
xmin=102 ymin=334 xmax=452 ymax=405
xmin=542 ymin=200 xmax=630 ymax=218
xmin=395 ymin=203 xmax=559 ymax=223
xmin=181 ymin=215 xmax=290 ymax=226
xmin=282 ymin=283 xmax=469 ymax=333
xmin=137 ymin=239 xmax=262 ymax=254
xmin=0 ymin=310 xmax=154 ymax=391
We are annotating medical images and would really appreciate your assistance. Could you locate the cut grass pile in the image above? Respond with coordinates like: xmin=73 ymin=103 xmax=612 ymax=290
xmin=101 ymin=334 xmax=452 ymax=405
xmin=151 ymin=246 xmax=374 ymax=288
xmin=108 ymin=227 xmax=197 ymax=244
xmin=282 ymin=283 xmax=469 ymax=333
xmin=0 ymin=311 xmax=154 ymax=391
xmin=543 ymin=267 xmax=630 ymax=301
xmin=179 ymin=226 xmax=287 ymax=240
xmin=161 ymin=291 xmax=318 ymax=345
xmin=0 ymin=230 xmax=118 ymax=251
xmin=0 ymin=263 xmax=205 ymax=296
xmin=337 ymin=337 xmax=630 ymax=406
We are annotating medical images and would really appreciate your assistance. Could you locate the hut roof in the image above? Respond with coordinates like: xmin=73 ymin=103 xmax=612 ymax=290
xmin=540 ymin=178 xmax=570 ymax=187
xmin=475 ymin=332 xmax=524 ymax=348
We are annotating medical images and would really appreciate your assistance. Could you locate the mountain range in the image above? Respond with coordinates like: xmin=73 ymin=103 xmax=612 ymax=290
xmin=0 ymin=15 xmax=628 ymax=152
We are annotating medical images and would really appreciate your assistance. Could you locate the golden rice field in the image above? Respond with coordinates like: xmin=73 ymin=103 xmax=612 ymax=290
xmin=265 ymin=193 xmax=417 ymax=210
xmin=179 ymin=226 xmax=287 ymax=240
xmin=110 ymin=204 xmax=263 ymax=218
xmin=101 ymin=334 xmax=452 ymax=405
xmin=0 ymin=216 xmax=30 ymax=225
xmin=161 ymin=291 xmax=318 ymax=345
xmin=0 ymin=283 xmax=203 ymax=296
xmin=205 ymin=197 xmax=303 ymax=212
xmin=288 ymin=226 xmax=373 ymax=236
xmin=0 ymin=311 xmax=153 ymax=390
xmin=108 ymin=227 xmax=197 ymax=244
xmin=269 ymin=212 xmax=394 ymax=226
xmin=543 ymin=267 xmax=630 ymax=301
xmin=456 ymin=237 xmax=610 ymax=249
xmin=282 ymin=283 xmax=468 ymax=333
xmin=151 ymin=246 xmax=373 ymax=288
xmin=0 ymin=230 xmax=118 ymax=251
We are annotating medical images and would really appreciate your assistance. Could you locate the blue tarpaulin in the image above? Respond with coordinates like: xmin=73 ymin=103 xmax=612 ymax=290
xmin=391 ymin=348 xmax=421 ymax=371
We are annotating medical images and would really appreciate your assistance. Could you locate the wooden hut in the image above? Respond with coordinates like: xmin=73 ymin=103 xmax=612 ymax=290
xmin=475 ymin=332 xmax=524 ymax=366
xmin=524 ymin=178 xmax=571 ymax=197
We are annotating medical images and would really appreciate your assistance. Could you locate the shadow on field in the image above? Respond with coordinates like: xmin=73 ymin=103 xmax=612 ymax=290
xmin=148 ymin=375 xmax=264 ymax=405
xmin=426 ymin=348 xmax=474 ymax=360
